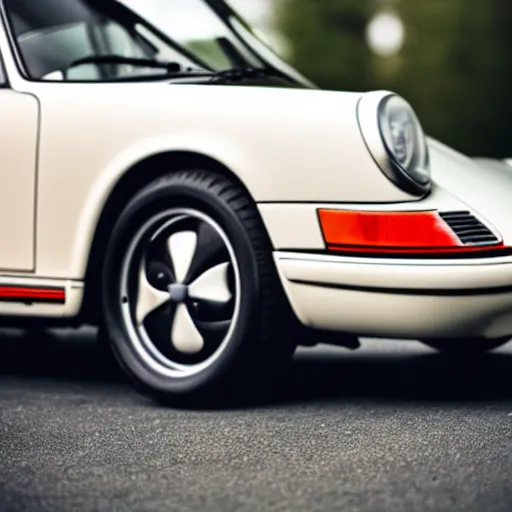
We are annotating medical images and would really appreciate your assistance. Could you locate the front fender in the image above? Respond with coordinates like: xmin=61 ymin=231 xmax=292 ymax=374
xmin=70 ymin=133 xmax=252 ymax=280
xmin=27 ymin=82 xmax=419 ymax=278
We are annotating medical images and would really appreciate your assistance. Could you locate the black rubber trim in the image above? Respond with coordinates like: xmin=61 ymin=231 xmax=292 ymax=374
xmin=288 ymin=279 xmax=512 ymax=297
xmin=326 ymin=247 xmax=512 ymax=259
xmin=277 ymin=247 xmax=512 ymax=260
xmin=439 ymin=210 xmax=500 ymax=246
xmin=257 ymin=199 xmax=422 ymax=205
xmin=0 ymin=297 xmax=65 ymax=304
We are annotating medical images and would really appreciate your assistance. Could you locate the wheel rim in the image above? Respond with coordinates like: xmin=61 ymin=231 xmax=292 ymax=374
xmin=119 ymin=208 xmax=241 ymax=378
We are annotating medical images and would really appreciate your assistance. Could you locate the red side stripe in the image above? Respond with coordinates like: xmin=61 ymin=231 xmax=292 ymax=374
xmin=0 ymin=286 xmax=65 ymax=303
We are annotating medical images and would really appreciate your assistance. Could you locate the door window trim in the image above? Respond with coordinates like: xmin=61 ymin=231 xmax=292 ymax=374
xmin=0 ymin=54 xmax=6 ymax=85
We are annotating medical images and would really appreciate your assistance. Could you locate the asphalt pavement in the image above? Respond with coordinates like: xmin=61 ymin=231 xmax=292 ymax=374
xmin=1 ymin=328 xmax=512 ymax=512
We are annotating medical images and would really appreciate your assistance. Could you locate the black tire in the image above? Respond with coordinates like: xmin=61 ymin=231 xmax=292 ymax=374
xmin=101 ymin=170 xmax=298 ymax=405
xmin=421 ymin=337 xmax=510 ymax=355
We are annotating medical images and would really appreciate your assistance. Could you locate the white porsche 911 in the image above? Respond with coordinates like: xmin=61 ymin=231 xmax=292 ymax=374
xmin=1 ymin=0 xmax=512 ymax=403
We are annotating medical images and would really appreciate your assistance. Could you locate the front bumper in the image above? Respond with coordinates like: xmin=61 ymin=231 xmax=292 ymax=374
xmin=275 ymin=252 xmax=512 ymax=339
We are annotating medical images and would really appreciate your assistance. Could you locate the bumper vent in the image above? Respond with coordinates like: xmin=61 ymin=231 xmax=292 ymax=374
xmin=439 ymin=211 xmax=499 ymax=246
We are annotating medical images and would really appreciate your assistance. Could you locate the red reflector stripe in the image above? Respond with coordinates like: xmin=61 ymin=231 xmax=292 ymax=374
xmin=0 ymin=286 xmax=65 ymax=303
xmin=318 ymin=209 xmax=505 ymax=253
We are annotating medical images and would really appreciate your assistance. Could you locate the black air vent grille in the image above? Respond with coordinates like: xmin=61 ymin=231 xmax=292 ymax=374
xmin=439 ymin=211 xmax=499 ymax=246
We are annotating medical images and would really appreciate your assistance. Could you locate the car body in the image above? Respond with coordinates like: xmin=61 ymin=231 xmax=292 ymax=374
xmin=1 ymin=0 xmax=511 ymax=402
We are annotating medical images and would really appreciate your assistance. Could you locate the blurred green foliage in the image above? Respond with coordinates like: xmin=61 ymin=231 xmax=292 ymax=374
xmin=275 ymin=0 xmax=512 ymax=157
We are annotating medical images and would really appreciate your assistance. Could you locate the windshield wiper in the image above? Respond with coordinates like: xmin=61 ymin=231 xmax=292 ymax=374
xmin=65 ymin=55 xmax=207 ymax=77
xmin=206 ymin=67 xmax=290 ymax=84
xmin=66 ymin=55 xmax=289 ymax=84
xmin=208 ymin=37 xmax=291 ymax=84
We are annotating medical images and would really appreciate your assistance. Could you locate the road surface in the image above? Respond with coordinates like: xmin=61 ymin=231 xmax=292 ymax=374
xmin=1 ymin=328 xmax=512 ymax=511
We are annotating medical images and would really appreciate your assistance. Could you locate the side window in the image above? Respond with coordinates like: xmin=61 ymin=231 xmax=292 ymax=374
xmin=3 ymin=0 xmax=174 ymax=82
xmin=17 ymin=22 xmax=98 ymax=79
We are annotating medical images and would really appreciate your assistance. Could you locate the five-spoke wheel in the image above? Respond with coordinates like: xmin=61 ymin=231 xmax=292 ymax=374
xmin=121 ymin=210 xmax=240 ymax=377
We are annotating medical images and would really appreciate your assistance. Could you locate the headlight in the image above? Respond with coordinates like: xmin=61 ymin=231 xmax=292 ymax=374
xmin=357 ymin=91 xmax=431 ymax=195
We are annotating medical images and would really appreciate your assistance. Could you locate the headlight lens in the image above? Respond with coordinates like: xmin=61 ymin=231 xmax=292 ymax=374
xmin=378 ymin=95 xmax=430 ymax=186
xmin=357 ymin=91 xmax=431 ymax=196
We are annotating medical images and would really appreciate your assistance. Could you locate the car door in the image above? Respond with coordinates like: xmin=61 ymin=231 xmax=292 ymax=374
xmin=0 ymin=55 xmax=38 ymax=271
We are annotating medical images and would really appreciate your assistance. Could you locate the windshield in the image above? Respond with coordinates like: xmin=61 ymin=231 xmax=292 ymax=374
xmin=2 ymin=0 xmax=285 ymax=82
xmin=121 ymin=0 xmax=263 ymax=71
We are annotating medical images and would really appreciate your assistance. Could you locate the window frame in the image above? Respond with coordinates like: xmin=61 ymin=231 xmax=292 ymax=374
xmin=0 ymin=1 xmax=11 ymax=87
xmin=0 ymin=52 xmax=7 ymax=86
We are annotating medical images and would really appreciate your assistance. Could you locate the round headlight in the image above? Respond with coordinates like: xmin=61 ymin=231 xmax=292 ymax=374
xmin=357 ymin=91 xmax=431 ymax=196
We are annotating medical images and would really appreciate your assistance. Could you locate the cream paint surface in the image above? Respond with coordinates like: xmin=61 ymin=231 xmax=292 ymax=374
xmin=274 ymin=248 xmax=512 ymax=339
xmin=5 ymin=81 xmax=414 ymax=278
xmin=428 ymin=139 xmax=512 ymax=246
xmin=0 ymin=90 xmax=38 ymax=271
xmin=276 ymin=252 xmax=512 ymax=292
xmin=278 ymin=279 xmax=512 ymax=339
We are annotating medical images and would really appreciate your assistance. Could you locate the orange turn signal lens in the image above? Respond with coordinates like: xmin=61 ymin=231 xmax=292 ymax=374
xmin=318 ymin=209 xmax=503 ymax=254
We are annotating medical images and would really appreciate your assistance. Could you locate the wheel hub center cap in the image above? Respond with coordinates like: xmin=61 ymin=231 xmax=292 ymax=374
xmin=168 ymin=283 xmax=188 ymax=303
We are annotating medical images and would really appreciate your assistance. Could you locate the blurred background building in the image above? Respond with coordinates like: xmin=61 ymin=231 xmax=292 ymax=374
xmin=230 ymin=0 xmax=512 ymax=159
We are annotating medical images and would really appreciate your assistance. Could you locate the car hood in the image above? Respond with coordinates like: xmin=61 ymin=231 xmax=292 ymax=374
xmin=428 ymin=137 xmax=512 ymax=244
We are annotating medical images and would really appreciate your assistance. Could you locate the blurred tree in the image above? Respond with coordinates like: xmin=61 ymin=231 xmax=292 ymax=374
xmin=276 ymin=0 xmax=512 ymax=157
xmin=273 ymin=0 xmax=374 ymax=91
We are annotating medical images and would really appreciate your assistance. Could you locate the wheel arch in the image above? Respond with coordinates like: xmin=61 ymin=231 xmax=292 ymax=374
xmin=80 ymin=150 xmax=262 ymax=323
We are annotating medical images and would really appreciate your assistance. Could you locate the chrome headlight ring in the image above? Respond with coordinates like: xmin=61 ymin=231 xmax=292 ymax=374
xmin=357 ymin=91 xmax=431 ymax=196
